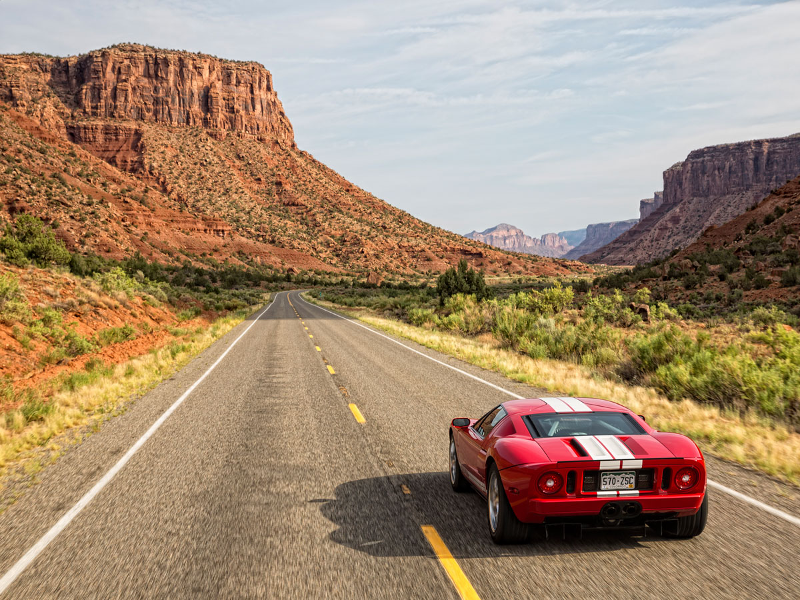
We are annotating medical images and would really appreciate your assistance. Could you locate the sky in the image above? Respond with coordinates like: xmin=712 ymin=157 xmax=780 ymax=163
xmin=2 ymin=1 xmax=800 ymax=237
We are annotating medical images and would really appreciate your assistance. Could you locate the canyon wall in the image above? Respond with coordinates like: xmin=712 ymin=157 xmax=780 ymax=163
xmin=563 ymin=219 xmax=638 ymax=260
xmin=0 ymin=43 xmax=295 ymax=145
xmin=583 ymin=134 xmax=800 ymax=265
xmin=639 ymin=191 xmax=663 ymax=220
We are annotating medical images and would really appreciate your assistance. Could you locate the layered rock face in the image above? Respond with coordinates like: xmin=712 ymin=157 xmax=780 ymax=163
xmin=563 ymin=219 xmax=638 ymax=259
xmin=1 ymin=44 xmax=295 ymax=145
xmin=464 ymin=223 xmax=573 ymax=257
xmin=583 ymin=134 xmax=800 ymax=264
xmin=639 ymin=191 xmax=663 ymax=220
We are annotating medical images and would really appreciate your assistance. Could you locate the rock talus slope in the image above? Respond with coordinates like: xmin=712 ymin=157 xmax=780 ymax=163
xmin=0 ymin=44 xmax=582 ymax=277
xmin=584 ymin=134 xmax=800 ymax=265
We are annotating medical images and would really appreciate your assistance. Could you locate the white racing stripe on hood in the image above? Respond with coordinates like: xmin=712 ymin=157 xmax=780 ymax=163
xmin=595 ymin=435 xmax=635 ymax=460
xmin=574 ymin=436 xmax=614 ymax=461
xmin=541 ymin=397 xmax=574 ymax=413
xmin=558 ymin=397 xmax=592 ymax=412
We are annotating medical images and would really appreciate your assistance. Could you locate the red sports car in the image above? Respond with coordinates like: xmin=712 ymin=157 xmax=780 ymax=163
xmin=449 ymin=397 xmax=708 ymax=544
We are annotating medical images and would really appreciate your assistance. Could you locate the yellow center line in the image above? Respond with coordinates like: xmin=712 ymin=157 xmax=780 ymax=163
xmin=421 ymin=526 xmax=480 ymax=600
xmin=309 ymin=334 xmax=313 ymax=338
xmin=315 ymin=346 xmax=321 ymax=352
xmin=327 ymin=365 xmax=336 ymax=375
xmin=348 ymin=403 xmax=366 ymax=423
xmin=304 ymin=327 xmax=308 ymax=330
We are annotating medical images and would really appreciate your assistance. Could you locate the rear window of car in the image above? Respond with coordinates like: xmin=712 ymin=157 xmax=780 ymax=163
xmin=525 ymin=412 xmax=645 ymax=438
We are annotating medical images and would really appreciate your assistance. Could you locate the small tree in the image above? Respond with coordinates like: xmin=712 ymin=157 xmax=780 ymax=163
xmin=0 ymin=214 xmax=71 ymax=267
xmin=436 ymin=259 xmax=490 ymax=305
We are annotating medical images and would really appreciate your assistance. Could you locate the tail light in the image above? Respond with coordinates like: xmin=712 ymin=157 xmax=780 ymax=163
xmin=538 ymin=472 xmax=563 ymax=495
xmin=674 ymin=467 xmax=699 ymax=490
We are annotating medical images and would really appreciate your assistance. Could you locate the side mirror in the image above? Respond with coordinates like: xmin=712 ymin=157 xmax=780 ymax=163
xmin=638 ymin=415 xmax=646 ymax=422
xmin=452 ymin=418 xmax=470 ymax=428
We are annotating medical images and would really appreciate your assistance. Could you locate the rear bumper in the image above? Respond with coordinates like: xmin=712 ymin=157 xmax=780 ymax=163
xmin=513 ymin=492 xmax=705 ymax=524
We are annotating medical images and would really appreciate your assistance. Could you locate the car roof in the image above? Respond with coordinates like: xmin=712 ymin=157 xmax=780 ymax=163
xmin=502 ymin=397 xmax=630 ymax=415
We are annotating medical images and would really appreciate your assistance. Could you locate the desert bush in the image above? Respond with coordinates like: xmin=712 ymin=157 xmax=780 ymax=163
xmin=97 ymin=324 xmax=137 ymax=346
xmin=436 ymin=259 xmax=490 ymax=304
xmin=408 ymin=308 xmax=438 ymax=328
xmin=94 ymin=267 xmax=138 ymax=296
xmin=782 ymin=267 xmax=800 ymax=287
xmin=0 ymin=273 xmax=29 ymax=323
xmin=0 ymin=214 xmax=71 ymax=267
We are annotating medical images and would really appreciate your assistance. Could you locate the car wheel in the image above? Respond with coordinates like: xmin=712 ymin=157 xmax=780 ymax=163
xmin=665 ymin=494 xmax=708 ymax=538
xmin=449 ymin=436 xmax=470 ymax=492
xmin=487 ymin=464 xmax=530 ymax=544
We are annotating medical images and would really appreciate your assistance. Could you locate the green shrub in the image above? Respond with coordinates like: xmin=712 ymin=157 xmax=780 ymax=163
xmin=97 ymin=324 xmax=137 ymax=346
xmin=0 ymin=273 xmax=30 ymax=323
xmin=64 ymin=329 xmax=98 ymax=356
xmin=0 ymin=214 xmax=71 ymax=267
xmin=436 ymin=259 xmax=490 ymax=304
xmin=20 ymin=395 xmax=54 ymax=422
xmin=781 ymin=267 xmax=800 ymax=287
xmin=94 ymin=267 xmax=138 ymax=295
xmin=408 ymin=308 xmax=438 ymax=328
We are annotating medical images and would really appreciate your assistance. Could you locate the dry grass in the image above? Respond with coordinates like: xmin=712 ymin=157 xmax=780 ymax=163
xmin=307 ymin=296 xmax=800 ymax=484
xmin=0 ymin=303 xmax=265 ymax=501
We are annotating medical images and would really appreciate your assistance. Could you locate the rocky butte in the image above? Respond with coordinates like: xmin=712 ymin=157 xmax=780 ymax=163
xmin=583 ymin=134 xmax=800 ymax=265
xmin=464 ymin=223 xmax=573 ymax=258
xmin=0 ymin=44 xmax=584 ymax=277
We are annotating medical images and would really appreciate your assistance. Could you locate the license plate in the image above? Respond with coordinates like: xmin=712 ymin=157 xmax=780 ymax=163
xmin=600 ymin=471 xmax=636 ymax=491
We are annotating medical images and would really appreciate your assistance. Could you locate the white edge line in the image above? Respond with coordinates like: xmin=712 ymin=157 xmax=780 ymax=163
xmin=0 ymin=295 xmax=279 ymax=595
xmin=298 ymin=292 xmax=800 ymax=529
xmin=708 ymin=480 xmax=800 ymax=527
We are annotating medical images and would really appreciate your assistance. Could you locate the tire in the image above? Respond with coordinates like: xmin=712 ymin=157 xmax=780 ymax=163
xmin=665 ymin=493 xmax=708 ymax=538
xmin=487 ymin=464 xmax=530 ymax=544
xmin=449 ymin=436 xmax=470 ymax=492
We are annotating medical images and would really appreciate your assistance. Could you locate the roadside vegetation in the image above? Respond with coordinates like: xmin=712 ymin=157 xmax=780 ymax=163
xmin=308 ymin=260 xmax=800 ymax=483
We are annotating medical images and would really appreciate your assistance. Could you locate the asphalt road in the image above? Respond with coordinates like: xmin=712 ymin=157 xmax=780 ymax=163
xmin=0 ymin=290 xmax=798 ymax=599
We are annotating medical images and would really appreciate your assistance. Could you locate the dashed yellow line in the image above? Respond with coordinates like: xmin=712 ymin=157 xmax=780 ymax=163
xmin=304 ymin=327 xmax=309 ymax=330
xmin=309 ymin=334 xmax=313 ymax=339
xmin=348 ymin=403 xmax=366 ymax=423
xmin=421 ymin=526 xmax=480 ymax=600
xmin=315 ymin=346 xmax=321 ymax=352
xmin=327 ymin=365 xmax=336 ymax=375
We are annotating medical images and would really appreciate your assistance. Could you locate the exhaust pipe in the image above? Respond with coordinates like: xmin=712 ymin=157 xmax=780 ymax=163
xmin=621 ymin=502 xmax=642 ymax=518
xmin=601 ymin=501 xmax=642 ymax=520
xmin=601 ymin=503 xmax=621 ymax=519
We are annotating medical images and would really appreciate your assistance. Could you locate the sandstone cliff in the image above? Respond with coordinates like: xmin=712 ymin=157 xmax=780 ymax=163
xmin=563 ymin=219 xmax=638 ymax=260
xmin=464 ymin=223 xmax=573 ymax=258
xmin=583 ymin=134 xmax=800 ymax=265
xmin=639 ymin=191 xmax=663 ymax=220
xmin=0 ymin=45 xmax=587 ymax=277
xmin=0 ymin=44 xmax=295 ymax=145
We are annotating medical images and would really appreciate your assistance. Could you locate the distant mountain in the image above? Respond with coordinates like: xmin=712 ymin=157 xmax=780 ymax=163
xmin=583 ymin=134 xmax=800 ymax=265
xmin=464 ymin=223 xmax=573 ymax=258
xmin=563 ymin=219 xmax=639 ymax=260
xmin=557 ymin=228 xmax=587 ymax=248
